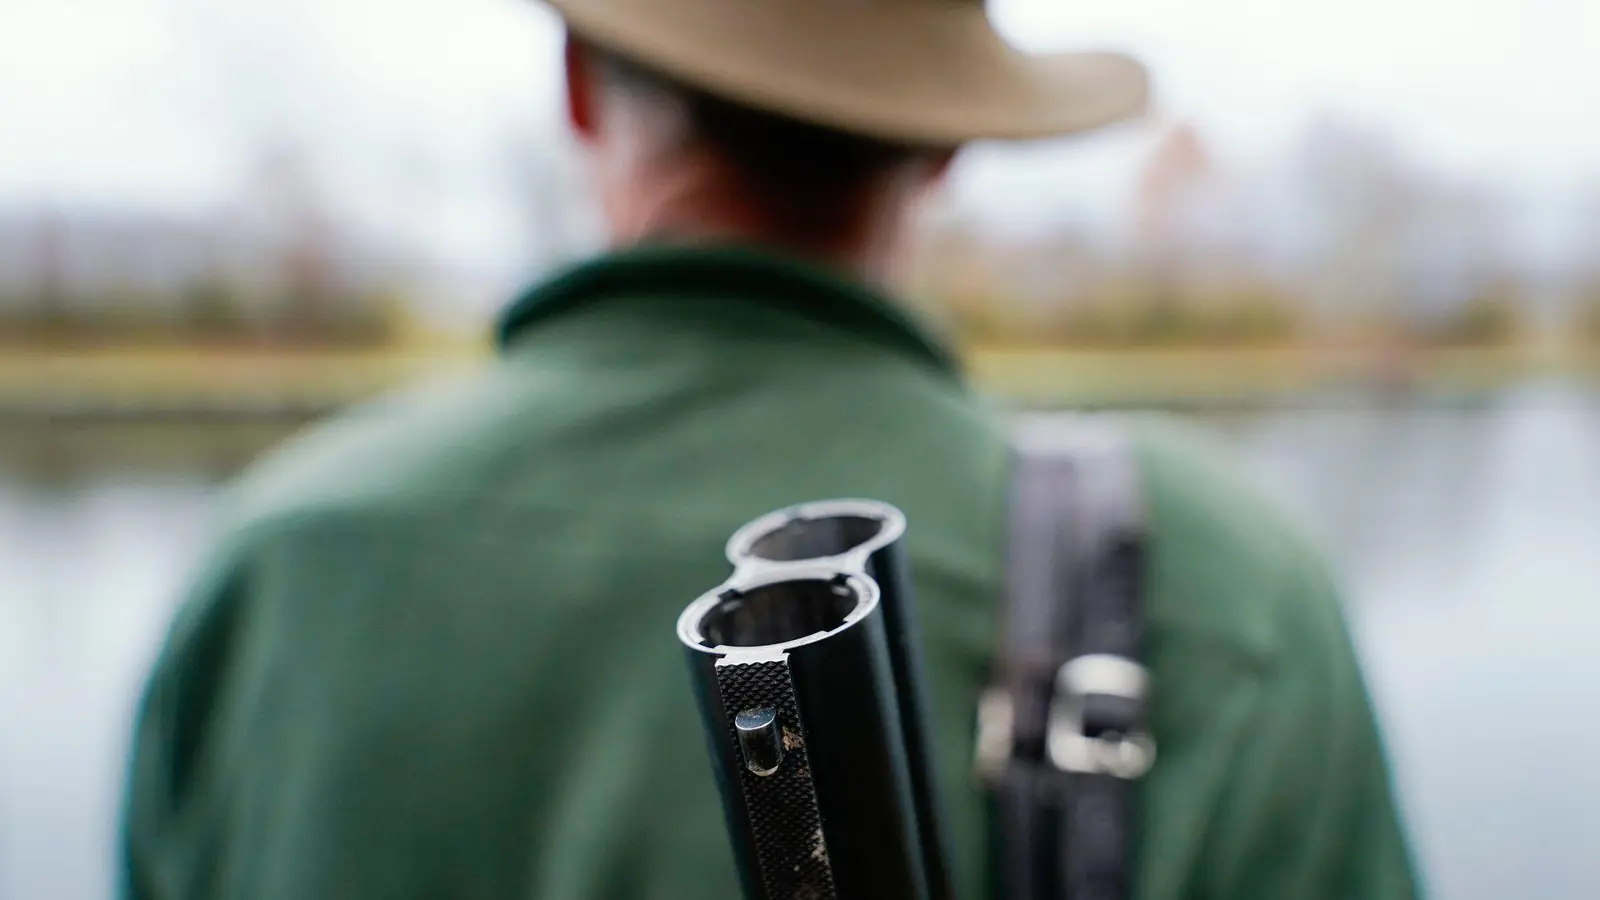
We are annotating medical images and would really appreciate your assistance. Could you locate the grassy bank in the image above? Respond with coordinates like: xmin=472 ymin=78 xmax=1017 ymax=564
xmin=4 ymin=338 xmax=1593 ymax=418
xmin=1 ymin=338 xmax=485 ymax=418
xmin=967 ymin=342 xmax=1586 ymax=406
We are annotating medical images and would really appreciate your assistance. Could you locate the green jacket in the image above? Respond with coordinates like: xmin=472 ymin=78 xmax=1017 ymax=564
xmin=122 ymin=245 xmax=1420 ymax=900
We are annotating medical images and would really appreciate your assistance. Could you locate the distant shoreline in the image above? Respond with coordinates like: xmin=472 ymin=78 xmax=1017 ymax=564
xmin=4 ymin=340 xmax=1592 ymax=421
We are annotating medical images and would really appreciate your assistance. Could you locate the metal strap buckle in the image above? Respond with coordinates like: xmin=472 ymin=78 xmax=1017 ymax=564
xmin=1046 ymin=654 xmax=1156 ymax=779
xmin=974 ymin=687 xmax=1015 ymax=784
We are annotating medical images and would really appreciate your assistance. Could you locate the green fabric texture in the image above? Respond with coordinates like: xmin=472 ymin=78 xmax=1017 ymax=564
xmin=122 ymin=244 xmax=1421 ymax=900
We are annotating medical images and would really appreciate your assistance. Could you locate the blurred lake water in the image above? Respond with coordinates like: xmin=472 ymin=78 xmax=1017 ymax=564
xmin=4 ymin=383 xmax=1598 ymax=900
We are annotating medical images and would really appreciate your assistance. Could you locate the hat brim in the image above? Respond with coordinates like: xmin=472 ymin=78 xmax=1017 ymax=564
xmin=543 ymin=0 xmax=1150 ymax=147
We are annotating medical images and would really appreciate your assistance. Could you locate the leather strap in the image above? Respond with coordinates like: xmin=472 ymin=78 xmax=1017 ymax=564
xmin=978 ymin=418 xmax=1153 ymax=900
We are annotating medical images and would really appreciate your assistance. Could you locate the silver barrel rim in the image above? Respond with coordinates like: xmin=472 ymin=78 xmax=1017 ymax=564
xmin=677 ymin=565 xmax=880 ymax=656
xmin=725 ymin=499 xmax=907 ymax=568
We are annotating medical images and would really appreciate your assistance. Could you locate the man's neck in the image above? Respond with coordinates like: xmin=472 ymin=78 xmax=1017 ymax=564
xmin=606 ymin=163 xmax=899 ymax=286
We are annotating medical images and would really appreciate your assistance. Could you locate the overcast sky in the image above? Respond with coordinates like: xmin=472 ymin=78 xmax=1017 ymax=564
xmin=3 ymin=0 xmax=1598 ymax=277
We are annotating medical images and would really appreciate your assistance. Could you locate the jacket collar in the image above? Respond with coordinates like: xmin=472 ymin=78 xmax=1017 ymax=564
xmin=495 ymin=242 xmax=962 ymax=378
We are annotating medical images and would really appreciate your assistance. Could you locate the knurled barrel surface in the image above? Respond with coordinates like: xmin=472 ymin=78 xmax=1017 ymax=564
xmin=715 ymin=658 xmax=837 ymax=900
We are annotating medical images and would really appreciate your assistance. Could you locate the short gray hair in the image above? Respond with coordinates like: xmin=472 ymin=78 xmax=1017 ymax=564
xmin=585 ymin=41 xmax=937 ymax=232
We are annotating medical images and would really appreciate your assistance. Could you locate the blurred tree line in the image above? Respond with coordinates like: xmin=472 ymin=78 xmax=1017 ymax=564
xmin=4 ymin=115 xmax=1594 ymax=355
xmin=0 ymin=151 xmax=408 ymax=347
xmin=905 ymin=117 xmax=1572 ymax=351
xmin=906 ymin=221 xmax=1534 ymax=351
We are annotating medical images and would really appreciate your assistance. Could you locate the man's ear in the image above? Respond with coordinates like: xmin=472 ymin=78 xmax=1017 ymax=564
xmin=926 ymin=149 xmax=958 ymax=185
xmin=564 ymin=33 xmax=600 ymax=143
xmin=905 ymin=148 xmax=959 ymax=205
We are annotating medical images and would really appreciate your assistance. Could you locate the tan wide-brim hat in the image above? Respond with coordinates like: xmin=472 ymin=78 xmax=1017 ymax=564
xmin=543 ymin=0 xmax=1150 ymax=147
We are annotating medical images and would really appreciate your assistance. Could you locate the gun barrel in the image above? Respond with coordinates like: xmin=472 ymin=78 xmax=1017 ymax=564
xmin=727 ymin=501 xmax=953 ymax=900
xmin=677 ymin=501 xmax=953 ymax=900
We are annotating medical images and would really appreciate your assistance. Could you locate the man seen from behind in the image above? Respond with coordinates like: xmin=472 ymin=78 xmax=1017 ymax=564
xmin=122 ymin=1 xmax=1421 ymax=898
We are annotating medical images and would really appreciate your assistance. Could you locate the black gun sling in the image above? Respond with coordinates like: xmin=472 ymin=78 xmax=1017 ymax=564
xmin=976 ymin=419 xmax=1155 ymax=900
